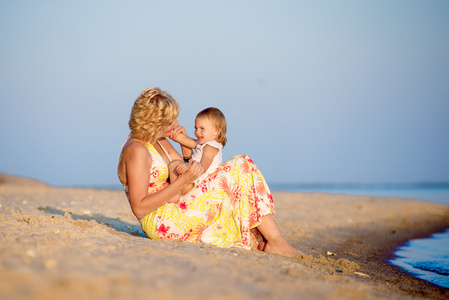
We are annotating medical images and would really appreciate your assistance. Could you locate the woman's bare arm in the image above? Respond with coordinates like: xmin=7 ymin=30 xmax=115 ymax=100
xmin=181 ymin=144 xmax=193 ymax=160
xmin=123 ymin=142 xmax=203 ymax=219
xmin=158 ymin=138 xmax=183 ymax=161
xmin=169 ymin=126 xmax=195 ymax=160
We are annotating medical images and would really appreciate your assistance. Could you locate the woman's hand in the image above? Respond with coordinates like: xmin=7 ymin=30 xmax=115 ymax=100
xmin=178 ymin=161 xmax=204 ymax=184
xmin=176 ymin=162 xmax=192 ymax=175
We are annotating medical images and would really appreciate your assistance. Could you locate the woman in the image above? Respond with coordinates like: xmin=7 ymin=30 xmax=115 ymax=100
xmin=118 ymin=87 xmax=302 ymax=257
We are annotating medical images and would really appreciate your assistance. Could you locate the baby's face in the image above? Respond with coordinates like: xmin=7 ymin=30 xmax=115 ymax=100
xmin=194 ymin=117 xmax=218 ymax=145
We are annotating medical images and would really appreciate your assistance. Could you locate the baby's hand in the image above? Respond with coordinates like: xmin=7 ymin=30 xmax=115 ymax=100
xmin=176 ymin=162 xmax=191 ymax=175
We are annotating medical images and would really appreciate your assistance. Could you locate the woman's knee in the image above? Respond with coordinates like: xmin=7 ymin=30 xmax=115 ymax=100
xmin=232 ymin=154 xmax=252 ymax=162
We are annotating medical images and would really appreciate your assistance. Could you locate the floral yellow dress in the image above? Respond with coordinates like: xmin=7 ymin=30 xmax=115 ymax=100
xmin=124 ymin=141 xmax=275 ymax=250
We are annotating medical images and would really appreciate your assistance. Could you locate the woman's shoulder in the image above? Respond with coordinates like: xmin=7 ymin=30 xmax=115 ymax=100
xmin=118 ymin=139 xmax=151 ymax=184
xmin=122 ymin=139 xmax=150 ymax=158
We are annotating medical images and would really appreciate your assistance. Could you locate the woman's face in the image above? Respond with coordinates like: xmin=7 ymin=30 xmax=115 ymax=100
xmin=162 ymin=119 xmax=179 ymax=137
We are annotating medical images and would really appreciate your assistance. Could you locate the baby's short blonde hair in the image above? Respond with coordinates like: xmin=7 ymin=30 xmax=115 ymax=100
xmin=196 ymin=107 xmax=227 ymax=147
xmin=129 ymin=87 xmax=179 ymax=143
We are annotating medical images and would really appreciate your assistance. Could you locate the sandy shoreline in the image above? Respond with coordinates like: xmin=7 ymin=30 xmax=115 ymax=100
xmin=1 ymin=174 xmax=448 ymax=299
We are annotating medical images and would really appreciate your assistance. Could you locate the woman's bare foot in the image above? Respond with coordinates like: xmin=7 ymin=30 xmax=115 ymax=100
xmin=264 ymin=235 xmax=304 ymax=258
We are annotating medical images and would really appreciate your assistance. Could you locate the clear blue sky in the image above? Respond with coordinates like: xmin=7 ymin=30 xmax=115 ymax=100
xmin=1 ymin=1 xmax=448 ymax=187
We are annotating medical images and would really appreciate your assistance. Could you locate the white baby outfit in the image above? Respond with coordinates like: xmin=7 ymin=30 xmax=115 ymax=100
xmin=191 ymin=140 xmax=223 ymax=185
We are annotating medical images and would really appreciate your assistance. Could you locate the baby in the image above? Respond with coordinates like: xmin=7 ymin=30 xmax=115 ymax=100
xmin=169 ymin=107 xmax=227 ymax=194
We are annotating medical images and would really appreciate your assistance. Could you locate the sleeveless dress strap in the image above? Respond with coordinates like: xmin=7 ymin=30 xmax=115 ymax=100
xmin=157 ymin=140 xmax=173 ymax=162
xmin=121 ymin=132 xmax=132 ymax=148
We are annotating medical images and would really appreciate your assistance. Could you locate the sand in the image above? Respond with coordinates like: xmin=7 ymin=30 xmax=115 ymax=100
xmin=1 ymin=173 xmax=449 ymax=300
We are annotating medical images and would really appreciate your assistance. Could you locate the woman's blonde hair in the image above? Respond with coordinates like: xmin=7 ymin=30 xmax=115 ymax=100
xmin=129 ymin=87 xmax=179 ymax=144
xmin=196 ymin=107 xmax=227 ymax=147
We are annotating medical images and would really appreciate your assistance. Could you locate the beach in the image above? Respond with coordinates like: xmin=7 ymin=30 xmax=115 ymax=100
xmin=1 ymin=174 xmax=449 ymax=300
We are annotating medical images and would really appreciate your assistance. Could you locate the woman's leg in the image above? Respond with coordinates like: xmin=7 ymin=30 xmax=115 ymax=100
xmin=219 ymin=155 xmax=302 ymax=256
xmin=257 ymin=214 xmax=304 ymax=257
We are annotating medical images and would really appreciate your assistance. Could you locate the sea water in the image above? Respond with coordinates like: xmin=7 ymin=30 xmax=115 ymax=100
xmin=269 ymin=183 xmax=449 ymax=289
xmin=390 ymin=229 xmax=449 ymax=288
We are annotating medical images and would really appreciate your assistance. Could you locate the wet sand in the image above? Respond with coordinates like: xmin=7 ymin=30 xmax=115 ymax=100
xmin=1 ymin=174 xmax=449 ymax=299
